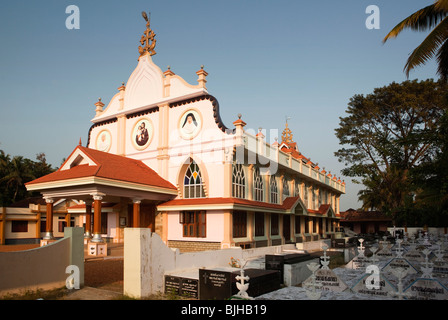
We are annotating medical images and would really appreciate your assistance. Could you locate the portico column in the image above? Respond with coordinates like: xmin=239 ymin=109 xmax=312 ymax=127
xmin=91 ymin=194 xmax=104 ymax=243
xmin=84 ymin=200 xmax=92 ymax=239
xmin=133 ymin=199 xmax=141 ymax=228
xmin=43 ymin=198 xmax=54 ymax=240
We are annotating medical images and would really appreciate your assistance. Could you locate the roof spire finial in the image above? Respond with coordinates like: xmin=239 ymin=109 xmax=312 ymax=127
xmin=138 ymin=11 xmax=157 ymax=57
xmin=281 ymin=116 xmax=293 ymax=144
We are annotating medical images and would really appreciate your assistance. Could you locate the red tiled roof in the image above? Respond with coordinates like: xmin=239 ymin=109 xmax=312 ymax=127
xmin=26 ymin=146 xmax=176 ymax=191
xmin=308 ymin=204 xmax=331 ymax=215
xmin=158 ymin=196 xmax=302 ymax=211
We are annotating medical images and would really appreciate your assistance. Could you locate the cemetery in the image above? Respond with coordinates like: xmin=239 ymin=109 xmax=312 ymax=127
xmin=150 ymin=228 xmax=448 ymax=300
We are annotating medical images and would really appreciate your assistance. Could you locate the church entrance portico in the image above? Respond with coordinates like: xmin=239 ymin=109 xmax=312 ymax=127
xmin=26 ymin=145 xmax=177 ymax=255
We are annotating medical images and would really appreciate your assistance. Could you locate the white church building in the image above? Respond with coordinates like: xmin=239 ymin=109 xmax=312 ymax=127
xmin=22 ymin=12 xmax=345 ymax=252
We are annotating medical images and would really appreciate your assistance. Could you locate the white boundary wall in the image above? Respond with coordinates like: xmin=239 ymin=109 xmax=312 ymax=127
xmin=124 ymin=228 xmax=301 ymax=298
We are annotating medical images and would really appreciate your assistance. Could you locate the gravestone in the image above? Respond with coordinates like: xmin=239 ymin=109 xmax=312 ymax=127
xmin=164 ymin=275 xmax=199 ymax=299
xmin=231 ymin=269 xmax=280 ymax=298
xmin=199 ymin=269 xmax=232 ymax=300
xmin=404 ymin=278 xmax=448 ymax=300
xmin=303 ymin=262 xmax=322 ymax=300
xmin=433 ymin=261 xmax=448 ymax=277
xmin=303 ymin=268 xmax=348 ymax=293
xmin=377 ymin=237 xmax=393 ymax=259
xmin=199 ymin=268 xmax=281 ymax=300
xmin=382 ymin=258 xmax=418 ymax=275
xmin=351 ymin=273 xmax=397 ymax=298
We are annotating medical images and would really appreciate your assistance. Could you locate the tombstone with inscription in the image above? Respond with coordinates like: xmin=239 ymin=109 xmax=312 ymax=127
xmin=433 ymin=242 xmax=448 ymax=277
xmin=303 ymin=268 xmax=348 ymax=293
xmin=303 ymin=244 xmax=348 ymax=293
xmin=351 ymin=273 xmax=397 ymax=298
xmin=404 ymin=278 xmax=448 ymax=300
xmin=199 ymin=268 xmax=281 ymax=300
xmin=303 ymin=262 xmax=322 ymax=300
xmin=164 ymin=275 xmax=199 ymax=299
xmin=404 ymin=239 xmax=425 ymax=262
xmin=347 ymin=238 xmax=368 ymax=271
xmin=199 ymin=269 xmax=232 ymax=300
xmin=382 ymin=258 xmax=418 ymax=275
xmin=389 ymin=267 xmax=414 ymax=300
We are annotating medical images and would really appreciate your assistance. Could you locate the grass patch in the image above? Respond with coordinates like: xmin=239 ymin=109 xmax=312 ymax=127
xmin=0 ymin=287 xmax=71 ymax=300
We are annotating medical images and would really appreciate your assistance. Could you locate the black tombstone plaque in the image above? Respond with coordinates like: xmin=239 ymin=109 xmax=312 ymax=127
xmin=199 ymin=269 xmax=232 ymax=300
xmin=165 ymin=275 xmax=181 ymax=295
xmin=164 ymin=275 xmax=199 ymax=299
xmin=180 ymin=278 xmax=199 ymax=299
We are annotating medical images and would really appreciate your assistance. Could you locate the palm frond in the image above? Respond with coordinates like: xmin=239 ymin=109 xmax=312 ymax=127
xmin=383 ymin=4 xmax=448 ymax=43
xmin=436 ymin=39 xmax=448 ymax=81
xmin=435 ymin=0 xmax=448 ymax=11
xmin=404 ymin=16 xmax=448 ymax=77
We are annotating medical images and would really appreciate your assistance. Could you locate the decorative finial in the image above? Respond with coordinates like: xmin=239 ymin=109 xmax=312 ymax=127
xmin=79 ymin=137 xmax=82 ymax=146
xmin=138 ymin=11 xmax=157 ymax=57
xmin=238 ymin=113 xmax=242 ymax=119
xmin=281 ymin=117 xmax=293 ymax=144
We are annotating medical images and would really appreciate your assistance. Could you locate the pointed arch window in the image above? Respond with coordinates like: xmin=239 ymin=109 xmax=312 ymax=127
xmin=253 ymin=167 xmax=264 ymax=202
xmin=295 ymin=179 xmax=301 ymax=198
xmin=232 ymin=163 xmax=246 ymax=199
xmin=304 ymin=182 xmax=309 ymax=207
xmin=283 ymin=177 xmax=290 ymax=198
xmin=270 ymin=175 xmax=278 ymax=204
xmin=184 ymin=161 xmax=205 ymax=199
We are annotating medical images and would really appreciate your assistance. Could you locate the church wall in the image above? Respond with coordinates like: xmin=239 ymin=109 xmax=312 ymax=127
xmin=166 ymin=210 xmax=225 ymax=243
xmin=89 ymin=122 xmax=118 ymax=155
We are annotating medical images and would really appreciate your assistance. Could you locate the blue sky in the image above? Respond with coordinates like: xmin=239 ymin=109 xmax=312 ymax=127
xmin=0 ymin=1 xmax=440 ymax=210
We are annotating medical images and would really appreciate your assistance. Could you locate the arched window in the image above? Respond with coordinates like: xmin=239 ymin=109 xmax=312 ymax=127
xmin=253 ymin=167 xmax=264 ymax=202
xmin=270 ymin=175 xmax=278 ymax=204
xmin=184 ymin=160 xmax=205 ymax=198
xmin=232 ymin=163 xmax=246 ymax=199
xmin=318 ymin=189 xmax=322 ymax=208
xmin=295 ymin=179 xmax=301 ymax=198
xmin=304 ymin=182 xmax=309 ymax=207
xmin=282 ymin=177 xmax=290 ymax=198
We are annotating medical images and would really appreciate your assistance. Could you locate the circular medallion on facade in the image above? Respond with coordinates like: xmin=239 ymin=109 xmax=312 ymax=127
xmin=179 ymin=109 xmax=202 ymax=140
xmin=131 ymin=118 xmax=153 ymax=150
xmin=96 ymin=130 xmax=112 ymax=152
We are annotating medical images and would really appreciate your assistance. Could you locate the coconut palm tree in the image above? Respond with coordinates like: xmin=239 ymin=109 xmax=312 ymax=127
xmin=383 ymin=0 xmax=448 ymax=81
xmin=0 ymin=156 xmax=35 ymax=203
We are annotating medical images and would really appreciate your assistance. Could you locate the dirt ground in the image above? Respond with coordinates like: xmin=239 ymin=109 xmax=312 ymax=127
xmin=84 ymin=258 xmax=124 ymax=292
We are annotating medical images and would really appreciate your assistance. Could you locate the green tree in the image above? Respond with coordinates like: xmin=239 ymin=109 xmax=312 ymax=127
xmin=0 ymin=150 xmax=56 ymax=206
xmin=0 ymin=156 xmax=35 ymax=204
xmin=335 ymin=79 xmax=448 ymax=221
xmin=383 ymin=0 xmax=448 ymax=80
